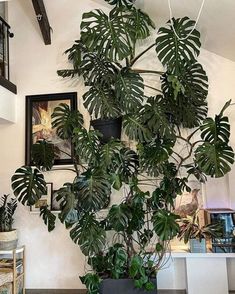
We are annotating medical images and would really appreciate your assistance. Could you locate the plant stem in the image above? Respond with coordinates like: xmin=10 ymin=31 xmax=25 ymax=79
xmin=130 ymin=43 xmax=156 ymax=66
xmin=143 ymin=84 xmax=162 ymax=93
xmin=132 ymin=69 xmax=164 ymax=75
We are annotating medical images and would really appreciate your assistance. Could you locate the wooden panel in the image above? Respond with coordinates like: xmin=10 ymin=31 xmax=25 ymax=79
xmin=31 ymin=0 xmax=51 ymax=45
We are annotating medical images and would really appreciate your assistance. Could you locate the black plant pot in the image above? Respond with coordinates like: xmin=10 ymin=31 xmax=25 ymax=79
xmin=91 ymin=117 xmax=122 ymax=143
xmin=100 ymin=279 xmax=157 ymax=294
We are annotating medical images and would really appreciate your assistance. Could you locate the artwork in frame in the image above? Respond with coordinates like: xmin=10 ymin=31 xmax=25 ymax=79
xmin=30 ymin=183 xmax=53 ymax=213
xmin=25 ymin=92 xmax=77 ymax=166
xmin=51 ymin=190 xmax=62 ymax=213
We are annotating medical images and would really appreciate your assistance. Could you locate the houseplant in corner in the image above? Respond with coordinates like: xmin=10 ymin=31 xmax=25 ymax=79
xmin=178 ymin=211 xmax=223 ymax=253
xmin=10 ymin=0 xmax=235 ymax=293
xmin=0 ymin=194 xmax=17 ymax=250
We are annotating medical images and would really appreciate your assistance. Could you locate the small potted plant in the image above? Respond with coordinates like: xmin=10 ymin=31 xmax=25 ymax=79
xmin=178 ymin=211 xmax=222 ymax=253
xmin=0 ymin=194 xmax=18 ymax=250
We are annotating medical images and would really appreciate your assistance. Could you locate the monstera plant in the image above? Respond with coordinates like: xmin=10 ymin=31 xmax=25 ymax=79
xmin=11 ymin=0 xmax=234 ymax=293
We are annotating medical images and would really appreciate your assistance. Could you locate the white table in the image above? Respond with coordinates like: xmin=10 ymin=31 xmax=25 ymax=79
xmin=157 ymin=252 xmax=235 ymax=294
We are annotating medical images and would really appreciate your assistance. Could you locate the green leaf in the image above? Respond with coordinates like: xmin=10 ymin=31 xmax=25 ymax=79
xmin=162 ymin=62 xmax=208 ymax=102
xmin=40 ymin=206 xmax=56 ymax=232
xmin=129 ymin=255 xmax=144 ymax=278
xmin=152 ymin=210 xmax=180 ymax=241
xmin=113 ymin=147 xmax=139 ymax=181
xmin=76 ymin=169 xmax=111 ymax=212
xmin=127 ymin=8 xmax=155 ymax=41
xmin=195 ymin=142 xmax=234 ymax=178
xmin=56 ymin=184 xmax=77 ymax=224
xmin=80 ymin=52 xmax=117 ymax=86
xmin=65 ymin=40 xmax=88 ymax=69
xmin=104 ymin=0 xmax=135 ymax=7
xmin=123 ymin=114 xmax=152 ymax=142
xmin=31 ymin=140 xmax=55 ymax=171
xmin=200 ymin=116 xmax=230 ymax=144
xmin=70 ymin=213 xmax=106 ymax=255
xmin=156 ymin=17 xmax=201 ymax=72
xmin=165 ymin=94 xmax=208 ymax=128
xmin=73 ymin=128 xmax=101 ymax=164
xmin=99 ymin=140 xmax=123 ymax=171
xmin=51 ymin=103 xmax=84 ymax=139
xmin=107 ymin=204 xmax=132 ymax=232
xmin=115 ymin=69 xmax=144 ymax=113
xmin=83 ymin=85 xmax=120 ymax=119
xmin=11 ymin=167 xmax=46 ymax=206
xmin=185 ymin=163 xmax=207 ymax=183
xmin=80 ymin=273 xmax=101 ymax=294
xmin=81 ymin=9 xmax=132 ymax=61
xmin=138 ymin=137 xmax=175 ymax=177
xmin=143 ymin=96 xmax=174 ymax=138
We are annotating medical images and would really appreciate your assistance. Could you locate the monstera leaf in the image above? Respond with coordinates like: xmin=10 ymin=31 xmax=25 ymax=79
xmin=105 ymin=0 xmax=135 ymax=7
xmin=165 ymin=95 xmax=208 ymax=128
xmin=115 ymin=70 xmax=144 ymax=113
xmin=80 ymin=52 xmax=117 ymax=86
xmin=31 ymin=140 xmax=55 ymax=171
xmin=195 ymin=142 xmax=234 ymax=178
xmin=152 ymin=210 xmax=180 ymax=241
xmin=113 ymin=147 xmax=139 ymax=180
xmin=81 ymin=9 xmax=132 ymax=61
xmin=195 ymin=101 xmax=234 ymax=177
xmin=200 ymin=101 xmax=232 ymax=144
xmin=57 ymin=40 xmax=87 ymax=78
xmin=138 ymin=137 xmax=175 ymax=177
xmin=143 ymin=96 xmax=174 ymax=138
xmin=83 ymin=85 xmax=120 ymax=119
xmin=70 ymin=213 xmax=106 ymax=255
xmin=107 ymin=204 xmax=132 ymax=232
xmin=99 ymin=140 xmax=123 ymax=171
xmin=51 ymin=103 xmax=84 ymax=139
xmin=40 ymin=206 xmax=56 ymax=232
xmin=11 ymin=167 xmax=46 ymax=206
xmin=127 ymin=8 xmax=155 ymax=41
xmin=162 ymin=62 xmax=208 ymax=103
xmin=123 ymin=114 xmax=152 ymax=142
xmin=76 ymin=169 xmax=111 ymax=211
xmin=156 ymin=17 xmax=201 ymax=73
xmin=73 ymin=128 xmax=101 ymax=164
xmin=56 ymin=184 xmax=78 ymax=224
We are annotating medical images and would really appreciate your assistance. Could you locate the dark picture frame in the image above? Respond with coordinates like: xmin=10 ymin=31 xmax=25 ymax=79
xmin=25 ymin=92 xmax=77 ymax=166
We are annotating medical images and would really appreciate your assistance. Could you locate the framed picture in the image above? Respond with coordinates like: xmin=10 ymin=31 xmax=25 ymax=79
xmin=51 ymin=190 xmax=62 ymax=212
xmin=25 ymin=92 xmax=77 ymax=166
xmin=174 ymin=180 xmax=203 ymax=217
xmin=30 ymin=183 xmax=53 ymax=213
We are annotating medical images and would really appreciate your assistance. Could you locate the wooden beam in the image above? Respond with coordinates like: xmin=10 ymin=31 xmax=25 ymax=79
xmin=31 ymin=0 xmax=51 ymax=45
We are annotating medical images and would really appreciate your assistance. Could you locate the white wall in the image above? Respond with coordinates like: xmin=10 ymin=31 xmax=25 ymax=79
xmin=0 ymin=86 xmax=16 ymax=123
xmin=0 ymin=0 xmax=235 ymax=289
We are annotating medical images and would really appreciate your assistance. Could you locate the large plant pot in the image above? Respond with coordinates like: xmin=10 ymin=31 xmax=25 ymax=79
xmin=0 ymin=230 xmax=18 ymax=250
xmin=91 ymin=117 xmax=122 ymax=143
xmin=100 ymin=279 xmax=157 ymax=294
xmin=189 ymin=238 xmax=207 ymax=253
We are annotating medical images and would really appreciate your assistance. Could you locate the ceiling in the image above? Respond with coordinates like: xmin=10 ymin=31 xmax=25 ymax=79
xmin=93 ymin=0 xmax=235 ymax=62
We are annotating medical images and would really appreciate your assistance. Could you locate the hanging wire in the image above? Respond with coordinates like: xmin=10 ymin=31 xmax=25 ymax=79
xmin=167 ymin=0 xmax=206 ymax=40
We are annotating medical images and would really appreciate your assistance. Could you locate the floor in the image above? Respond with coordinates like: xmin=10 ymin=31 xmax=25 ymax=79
xmin=26 ymin=290 xmax=186 ymax=294
xmin=26 ymin=290 xmax=235 ymax=294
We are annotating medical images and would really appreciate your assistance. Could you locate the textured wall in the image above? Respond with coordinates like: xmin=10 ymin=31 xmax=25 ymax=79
xmin=0 ymin=0 xmax=234 ymax=289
